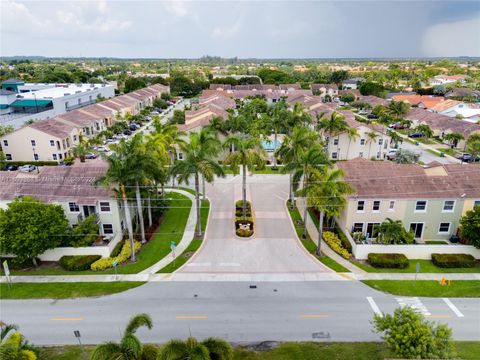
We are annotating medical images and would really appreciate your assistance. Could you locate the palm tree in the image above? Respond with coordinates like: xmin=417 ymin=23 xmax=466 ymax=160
xmin=467 ymin=133 xmax=480 ymax=159
xmin=291 ymin=102 xmax=312 ymax=129
xmin=223 ymin=136 xmax=267 ymax=220
xmin=387 ymin=129 xmax=403 ymax=148
xmin=376 ymin=218 xmax=413 ymax=244
xmin=443 ymin=132 xmax=464 ymax=148
xmin=0 ymin=332 xmax=37 ymax=360
xmin=268 ymin=100 xmax=290 ymax=167
xmin=171 ymin=130 xmax=224 ymax=237
xmin=71 ymin=142 xmax=90 ymax=162
xmin=90 ymin=313 xmax=153 ymax=360
xmin=346 ymin=127 xmax=359 ymax=160
xmin=317 ymin=111 xmax=348 ymax=157
xmin=307 ymin=169 xmax=354 ymax=255
xmin=276 ymin=127 xmax=319 ymax=208
xmin=365 ymin=130 xmax=379 ymax=158
xmin=388 ymin=100 xmax=410 ymax=117
xmin=293 ymin=144 xmax=331 ymax=238
xmin=415 ymin=124 xmax=434 ymax=139
xmin=160 ymin=337 xmax=233 ymax=360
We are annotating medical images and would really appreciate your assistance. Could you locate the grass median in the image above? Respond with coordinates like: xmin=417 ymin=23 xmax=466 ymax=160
xmin=362 ymin=280 xmax=480 ymax=297
xmin=0 ymin=282 xmax=145 ymax=299
xmin=351 ymin=259 xmax=480 ymax=274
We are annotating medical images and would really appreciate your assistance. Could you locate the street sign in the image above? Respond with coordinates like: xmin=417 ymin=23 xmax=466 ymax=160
xmin=112 ymin=260 xmax=118 ymax=278
xmin=170 ymin=241 xmax=176 ymax=251
xmin=416 ymin=262 xmax=420 ymax=273
xmin=3 ymin=260 xmax=10 ymax=277
xmin=74 ymin=330 xmax=81 ymax=338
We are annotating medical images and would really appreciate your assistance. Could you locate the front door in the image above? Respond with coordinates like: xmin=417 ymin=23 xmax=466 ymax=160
xmin=410 ymin=223 xmax=424 ymax=239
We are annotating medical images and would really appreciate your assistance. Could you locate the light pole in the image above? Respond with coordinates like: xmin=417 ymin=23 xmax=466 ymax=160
xmin=33 ymin=92 xmax=39 ymax=113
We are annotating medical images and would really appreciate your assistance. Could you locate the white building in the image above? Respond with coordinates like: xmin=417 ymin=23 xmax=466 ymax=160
xmin=0 ymin=78 xmax=115 ymax=129
xmin=429 ymin=75 xmax=467 ymax=86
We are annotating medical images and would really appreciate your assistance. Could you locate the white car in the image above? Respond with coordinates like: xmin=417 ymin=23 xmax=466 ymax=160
xmin=19 ymin=164 xmax=37 ymax=172
xmin=96 ymin=146 xmax=110 ymax=153
xmin=385 ymin=149 xmax=398 ymax=161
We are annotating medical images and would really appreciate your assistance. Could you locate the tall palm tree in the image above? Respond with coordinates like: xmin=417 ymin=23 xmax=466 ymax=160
xmin=223 ymin=136 xmax=267 ymax=220
xmin=170 ymin=130 xmax=224 ymax=237
xmin=307 ymin=168 xmax=354 ymax=255
xmin=365 ymin=130 xmax=379 ymax=158
xmin=345 ymin=127 xmax=359 ymax=160
xmin=268 ymin=100 xmax=290 ymax=167
xmin=160 ymin=337 xmax=233 ymax=360
xmin=317 ymin=111 xmax=348 ymax=157
xmin=387 ymin=129 xmax=403 ymax=148
xmin=90 ymin=313 xmax=153 ymax=360
xmin=292 ymin=144 xmax=331 ymax=238
xmin=71 ymin=142 xmax=91 ymax=163
xmin=443 ymin=132 xmax=464 ymax=148
xmin=415 ymin=124 xmax=434 ymax=139
xmin=276 ymin=127 xmax=319 ymax=208
xmin=291 ymin=102 xmax=312 ymax=129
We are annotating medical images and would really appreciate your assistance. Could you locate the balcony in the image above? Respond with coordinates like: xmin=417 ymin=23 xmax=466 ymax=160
xmin=66 ymin=99 xmax=97 ymax=111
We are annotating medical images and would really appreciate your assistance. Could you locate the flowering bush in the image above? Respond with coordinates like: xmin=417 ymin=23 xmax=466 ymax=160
xmin=90 ymin=240 xmax=142 ymax=271
xmin=323 ymin=231 xmax=351 ymax=259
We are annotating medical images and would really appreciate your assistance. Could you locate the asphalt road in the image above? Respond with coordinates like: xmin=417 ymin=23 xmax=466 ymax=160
xmin=2 ymin=281 xmax=479 ymax=345
xmin=399 ymin=140 xmax=458 ymax=164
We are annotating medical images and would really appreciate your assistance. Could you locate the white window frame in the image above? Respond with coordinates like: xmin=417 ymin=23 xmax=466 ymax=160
xmin=52 ymin=154 xmax=57 ymax=160
xmin=415 ymin=200 xmax=428 ymax=213
xmin=357 ymin=200 xmax=365 ymax=212
xmin=31 ymin=139 xmax=36 ymax=146
xmin=388 ymin=200 xmax=395 ymax=211
xmin=438 ymin=222 xmax=451 ymax=234
xmin=69 ymin=202 xmax=80 ymax=213
xmin=102 ymin=223 xmax=114 ymax=235
xmin=360 ymin=139 xmax=365 ymax=145
xmin=99 ymin=201 xmax=111 ymax=213
xmin=372 ymin=200 xmax=380 ymax=212
xmin=332 ymin=152 xmax=338 ymax=159
xmin=50 ymin=140 xmax=55 ymax=147
xmin=34 ymin=154 xmax=39 ymax=161
xmin=333 ymin=138 xmax=339 ymax=146
xmin=3 ymin=140 xmax=8 ymax=147
xmin=6 ymin=154 xmax=12 ymax=160
xmin=352 ymin=222 xmax=364 ymax=233
xmin=442 ymin=200 xmax=455 ymax=213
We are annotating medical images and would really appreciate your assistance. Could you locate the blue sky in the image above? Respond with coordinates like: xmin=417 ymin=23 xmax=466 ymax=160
xmin=1 ymin=0 xmax=479 ymax=58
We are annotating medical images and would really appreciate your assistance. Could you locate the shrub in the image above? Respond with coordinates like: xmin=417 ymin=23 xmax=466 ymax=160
xmin=334 ymin=225 xmax=352 ymax=252
xmin=368 ymin=253 xmax=408 ymax=269
xmin=431 ymin=253 xmax=475 ymax=268
xmin=4 ymin=161 xmax=58 ymax=167
xmin=59 ymin=255 xmax=101 ymax=271
xmin=323 ymin=231 xmax=351 ymax=259
xmin=111 ymin=240 xmax=125 ymax=257
xmin=140 ymin=344 xmax=160 ymax=360
xmin=236 ymin=228 xmax=253 ymax=237
xmin=90 ymin=241 xmax=141 ymax=271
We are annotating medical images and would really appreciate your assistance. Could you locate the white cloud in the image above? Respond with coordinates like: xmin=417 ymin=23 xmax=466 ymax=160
xmin=163 ymin=1 xmax=189 ymax=17
xmin=422 ymin=14 xmax=480 ymax=57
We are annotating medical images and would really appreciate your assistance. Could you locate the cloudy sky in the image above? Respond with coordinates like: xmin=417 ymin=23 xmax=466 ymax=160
xmin=1 ymin=0 xmax=479 ymax=58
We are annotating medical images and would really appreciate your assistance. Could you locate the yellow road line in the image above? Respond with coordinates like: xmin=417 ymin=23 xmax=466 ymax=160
xmin=338 ymin=273 xmax=353 ymax=280
xmin=425 ymin=314 xmax=452 ymax=319
xmin=300 ymin=314 xmax=329 ymax=319
xmin=176 ymin=315 xmax=208 ymax=319
xmin=50 ymin=317 xmax=83 ymax=321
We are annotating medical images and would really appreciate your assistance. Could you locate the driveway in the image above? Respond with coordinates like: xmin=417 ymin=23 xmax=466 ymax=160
xmin=177 ymin=173 xmax=332 ymax=275
xmin=398 ymin=140 xmax=459 ymax=164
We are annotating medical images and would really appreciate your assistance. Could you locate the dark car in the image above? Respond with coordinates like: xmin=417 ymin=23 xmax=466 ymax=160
xmin=129 ymin=124 xmax=138 ymax=131
xmin=457 ymin=153 xmax=480 ymax=163
xmin=123 ymin=129 xmax=133 ymax=136
xmin=85 ymin=153 xmax=98 ymax=160
xmin=408 ymin=132 xmax=424 ymax=138
xmin=6 ymin=165 xmax=18 ymax=171
xmin=367 ymin=114 xmax=378 ymax=119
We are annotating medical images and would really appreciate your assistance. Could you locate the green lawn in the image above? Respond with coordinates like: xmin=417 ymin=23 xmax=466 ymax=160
xmin=5 ymin=192 xmax=191 ymax=276
xmin=351 ymin=259 xmax=480 ymax=273
xmin=426 ymin=148 xmax=442 ymax=157
xmin=252 ymin=166 xmax=285 ymax=174
xmin=362 ymin=280 xmax=480 ymax=297
xmin=40 ymin=342 xmax=480 ymax=360
xmin=0 ymin=282 xmax=145 ymax=299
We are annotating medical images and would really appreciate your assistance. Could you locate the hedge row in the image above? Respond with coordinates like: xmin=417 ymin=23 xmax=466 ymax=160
xmin=323 ymin=231 xmax=351 ymax=259
xmin=59 ymin=255 xmax=101 ymax=271
xmin=431 ymin=253 xmax=476 ymax=268
xmin=91 ymin=240 xmax=141 ymax=271
xmin=3 ymin=161 xmax=58 ymax=166
xmin=367 ymin=253 xmax=409 ymax=269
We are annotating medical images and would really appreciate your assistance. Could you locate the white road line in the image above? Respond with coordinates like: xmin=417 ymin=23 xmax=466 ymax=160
xmin=396 ymin=297 xmax=431 ymax=316
xmin=185 ymin=262 xmax=211 ymax=267
xmin=366 ymin=297 xmax=382 ymax=316
xmin=218 ymin=262 xmax=241 ymax=267
xmin=442 ymin=298 xmax=464 ymax=318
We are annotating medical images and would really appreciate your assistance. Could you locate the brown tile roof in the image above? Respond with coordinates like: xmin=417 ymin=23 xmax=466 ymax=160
xmin=357 ymin=95 xmax=389 ymax=107
xmin=210 ymin=84 xmax=232 ymax=90
xmin=445 ymin=88 xmax=480 ymax=98
xmin=56 ymin=110 xmax=100 ymax=127
xmin=337 ymin=158 xmax=480 ymax=199
xmin=0 ymin=161 xmax=112 ymax=203
xmin=29 ymin=119 xmax=76 ymax=138
xmin=311 ymin=83 xmax=338 ymax=91
xmin=199 ymin=93 xmax=236 ymax=110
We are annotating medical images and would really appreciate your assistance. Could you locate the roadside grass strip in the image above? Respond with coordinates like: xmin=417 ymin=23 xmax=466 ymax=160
xmin=362 ymin=280 xmax=480 ymax=297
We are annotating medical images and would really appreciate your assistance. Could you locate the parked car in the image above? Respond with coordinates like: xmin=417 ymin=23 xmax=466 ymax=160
xmin=129 ymin=124 xmax=138 ymax=131
xmin=151 ymin=111 xmax=160 ymax=115
xmin=19 ymin=164 xmax=37 ymax=172
xmin=457 ymin=153 xmax=480 ymax=163
xmin=385 ymin=149 xmax=398 ymax=161
xmin=408 ymin=132 xmax=424 ymax=138
xmin=358 ymin=110 xmax=369 ymax=115
xmin=389 ymin=122 xmax=408 ymax=130
xmin=85 ymin=153 xmax=98 ymax=159
xmin=367 ymin=114 xmax=378 ymax=119
xmin=96 ymin=146 xmax=110 ymax=153
xmin=145 ymin=116 xmax=152 ymax=121
xmin=123 ymin=129 xmax=133 ymax=136
xmin=6 ymin=165 xmax=18 ymax=171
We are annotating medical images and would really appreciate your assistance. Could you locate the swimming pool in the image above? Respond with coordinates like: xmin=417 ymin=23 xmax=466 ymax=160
xmin=262 ymin=139 xmax=281 ymax=152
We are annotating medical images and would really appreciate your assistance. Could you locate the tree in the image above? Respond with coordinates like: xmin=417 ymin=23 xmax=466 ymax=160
xmin=345 ymin=127 xmax=360 ymax=159
xmin=67 ymin=214 xmax=100 ymax=247
xmin=459 ymin=206 xmax=480 ymax=248
xmin=317 ymin=111 xmax=348 ymax=156
xmin=267 ymin=99 xmax=291 ymax=167
xmin=0 ymin=197 xmax=68 ymax=265
xmin=171 ymin=130 xmax=225 ymax=237
xmin=330 ymin=70 xmax=349 ymax=84
xmin=0 ymin=332 xmax=37 ymax=360
xmin=0 ymin=125 xmax=14 ymax=137
xmin=307 ymin=168 xmax=354 ymax=255
xmin=172 ymin=110 xmax=185 ymax=124
xmin=365 ymin=130 xmax=379 ymax=158
xmin=71 ymin=142 xmax=91 ymax=163
xmin=373 ymin=306 xmax=453 ymax=360
xmin=415 ymin=124 xmax=434 ymax=138
xmin=170 ymin=75 xmax=205 ymax=97
xmin=395 ymin=148 xmax=420 ymax=164
xmin=124 ymin=77 xmax=147 ymax=93
xmin=340 ymin=92 xmax=356 ymax=103
xmin=276 ymin=127 xmax=319 ymax=208
xmin=443 ymin=132 xmax=464 ymax=148
xmin=388 ymin=100 xmax=410 ymax=117
xmin=375 ymin=218 xmax=414 ymax=244
xmin=387 ymin=130 xmax=402 ymax=148
xmin=223 ymin=136 xmax=267 ymax=220
xmin=90 ymin=313 xmax=153 ymax=360
xmin=160 ymin=337 xmax=233 ymax=360
xmin=291 ymin=102 xmax=312 ymax=129
xmin=466 ymin=133 xmax=480 ymax=159
xmin=359 ymin=82 xmax=386 ymax=97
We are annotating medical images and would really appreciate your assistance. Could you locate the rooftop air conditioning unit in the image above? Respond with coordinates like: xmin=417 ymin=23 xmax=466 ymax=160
xmin=76 ymin=91 xmax=81 ymax=94
xmin=64 ymin=93 xmax=71 ymax=96
xmin=90 ymin=84 xmax=95 ymax=87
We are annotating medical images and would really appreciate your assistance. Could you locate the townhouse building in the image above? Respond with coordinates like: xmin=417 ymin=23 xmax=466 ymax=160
xmin=311 ymin=84 xmax=339 ymax=98
xmin=336 ymin=158 xmax=480 ymax=242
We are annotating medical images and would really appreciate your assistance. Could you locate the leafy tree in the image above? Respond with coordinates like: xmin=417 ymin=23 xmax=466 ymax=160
xmin=67 ymin=214 xmax=100 ymax=247
xmin=373 ymin=306 xmax=453 ymax=359
xmin=153 ymin=98 xmax=168 ymax=109
xmin=375 ymin=218 xmax=414 ymax=244
xmin=443 ymin=132 xmax=464 ymax=148
xmin=459 ymin=206 xmax=480 ymax=248
xmin=365 ymin=130 xmax=379 ymax=158
xmin=223 ymin=136 xmax=267 ymax=220
xmin=317 ymin=111 xmax=348 ymax=156
xmin=395 ymin=148 xmax=419 ymax=164
xmin=0 ymin=332 xmax=37 ymax=360
xmin=71 ymin=142 xmax=91 ymax=163
xmin=387 ymin=129 xmax=402 ymax=148
xmin=330 ymin=70 xmax=349 ymax=84
xmin=466 ymin=133 xmax=480 ymax=158
xmin=415 ymin=124 xmax=434 ymax=138
xmin=0 ymin=197 xmax=69 ymax=265
xmin=0 ymin=150 xmax=6 ymax=170
xmin=257 ymin=68 xmax=293 ymax=84
xmin=359 ymin=82 xmax=386 ymax=97
xmin=90 ymin=313 xmax=153 ymax=360
xmin=0 ymin=125 xmax=14 ymax=136
xmin=388 ymin=100 xmax=410 ymax=117
xmin=124 ymin=77 xmax=147 ymax=93
xmin=160 ymin=337 xmax=233 ymax=360
xmin=291 ymin=102 xmax=312 ymax=129
xmin=170 ymin=75 xmax=205 ymax=97
xmin=267 ymin=99 xmax=291 ymax=167
xmin=171 ymin=130 xmax=224 ymax=237
xmin=172 ymin=110 xmax=185 ymax=125
xmin=307 ymin=168 xmax=354 ymax=255
xmin=340 ymin=92 xmax=356 ymax=103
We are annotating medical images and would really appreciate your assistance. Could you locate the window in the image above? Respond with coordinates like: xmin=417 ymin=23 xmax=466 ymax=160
xmin=438 ymin=222 xmax=450 ymax=233
xmin=58 ymin=153 xmax=63 ymax=160
xmin=78 ymin=98 xmax=81 ymax=105
xmin=73 ymin=135 xmax=77 ymax=141
xmin=3 ymin=140 xmax=8 ymax=147
xmin=121 ymin=220 xmax=124 ymax=231
xmin=415 ymin=200 xmax=427 ymax=212
xmin=443 ymin=200 xmax=455 ymax=212
xmin=360 ymin=139 xmax=365 ymax=145
xmin=332 ymin=152 xmax=338 ymax=159
xmin=103 ymin=224 xmax=114 ymax=235
xmin=50 ymin=140 xmax=55 ymax=147
xmin=378 ymin=138 xmax=383 ymax=145
xmin=389 ymin=200 xmax=395 ymax=211
xmin=99 ymin=201 xmax=110 ymax=212
xmin=357 ymin=200 xmax=365 ymax=211
xmin=34 ymin=154 xmax=39 ymax=160
xmin=6 ymin=154 xmax=12 ymax=160
xmin=376 ymin=152 xmax=381 ymax=159
xmin=373 ymin=200 xmax=380 ymax=211
xmin=65 ymin=101 xmax=69 ymax=110
xmin=333 ymin=138 xmax=339 ymax=146
xmin=177 ymin=153 xmax=184 ymax=160
xmin=353 ymin=223 xmax=364 ymax=233
xmin=53 ymin=154 xmax=57 ymax=160
xmin=359 ymin=152 xmax=364 ymax=158
xmin=69 ymin=202 xmax=80 ymax=212
xmin=31 ymin=140 xmax=36 ymax=147
xmin=475 ymin=200 xmax=480 ymax=208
